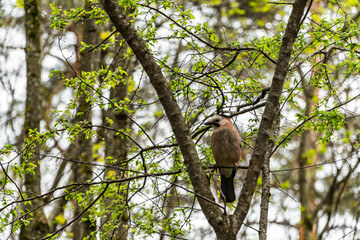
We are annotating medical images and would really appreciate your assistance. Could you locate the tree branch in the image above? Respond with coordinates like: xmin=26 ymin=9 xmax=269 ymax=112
xmin=140 ymin=4 xmax=277 ymax=64
xmin=101 ymin=0 xmax=224 ymax=229
xmin=232 ymin=0 xmax=309 ymax=230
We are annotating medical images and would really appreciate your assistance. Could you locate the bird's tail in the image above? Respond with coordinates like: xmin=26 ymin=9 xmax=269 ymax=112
xmin=220 ymin=168 xmax=236 ymax=203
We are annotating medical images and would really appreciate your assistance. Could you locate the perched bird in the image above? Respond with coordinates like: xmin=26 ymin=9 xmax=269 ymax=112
xmin=205 ymin=115 xmax=242 ymax=203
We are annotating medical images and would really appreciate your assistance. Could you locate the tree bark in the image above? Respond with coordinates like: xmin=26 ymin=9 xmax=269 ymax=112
xmin=20 ymin=0 xmax=50 ymax=239
xmin=72 ymin=1 xmax=98 ymax=238
xmin=101 ymin=35 xmax=135 ymax=240
xmin=297 ymin=66 xmax=315 ymax=240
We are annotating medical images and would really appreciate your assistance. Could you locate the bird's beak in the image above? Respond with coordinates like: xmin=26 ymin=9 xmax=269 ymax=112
xmin=204 ymin=120 xmax=213 ymax=126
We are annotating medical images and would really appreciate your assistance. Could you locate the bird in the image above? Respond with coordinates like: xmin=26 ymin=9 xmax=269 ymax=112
xmin=205 ymin=115 xmax=242 ymax=203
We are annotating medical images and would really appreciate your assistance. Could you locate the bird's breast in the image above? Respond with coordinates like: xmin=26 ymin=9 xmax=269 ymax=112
xmin=211 ymin=128 xmax=241 ymax=166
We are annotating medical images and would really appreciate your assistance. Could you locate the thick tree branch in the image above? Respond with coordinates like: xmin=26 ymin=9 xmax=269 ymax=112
xmin=232 ymin=0 xmax=309 ymax=230
xmin=102 ymin=0 xmax=224 ymax=230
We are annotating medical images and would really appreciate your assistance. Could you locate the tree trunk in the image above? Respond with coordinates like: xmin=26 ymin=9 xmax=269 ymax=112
xmin=298 ymin=69 xmax=315 ymax=240
xmin=102 ymin=83 xmax=130 ymax=240
xmin=20 ymin=0 xmax=50 ymax=239
xmin=101 ymin=36 xmax=135 ymax=240
xmin=72 ymin=1 xmax=98 ymax=238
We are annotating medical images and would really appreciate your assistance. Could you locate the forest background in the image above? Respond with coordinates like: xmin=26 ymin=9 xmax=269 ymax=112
xmin=1 ymin=0 xmax=360 ymax=239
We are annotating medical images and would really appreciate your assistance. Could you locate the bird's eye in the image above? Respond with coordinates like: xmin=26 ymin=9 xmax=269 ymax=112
xmin=215 ymin=119 xmax=220 ymax=122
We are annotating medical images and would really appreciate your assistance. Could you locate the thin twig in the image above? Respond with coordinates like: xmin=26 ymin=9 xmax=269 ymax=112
xmin=267 ymin=1 xmax=294 ymax=5
xmin=88 ymin=30 xmax=117 ymax=52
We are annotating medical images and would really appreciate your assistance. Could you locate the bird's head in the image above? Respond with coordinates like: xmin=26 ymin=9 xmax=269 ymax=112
xmin=204 ymin=115 xmax=231 ymax=129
